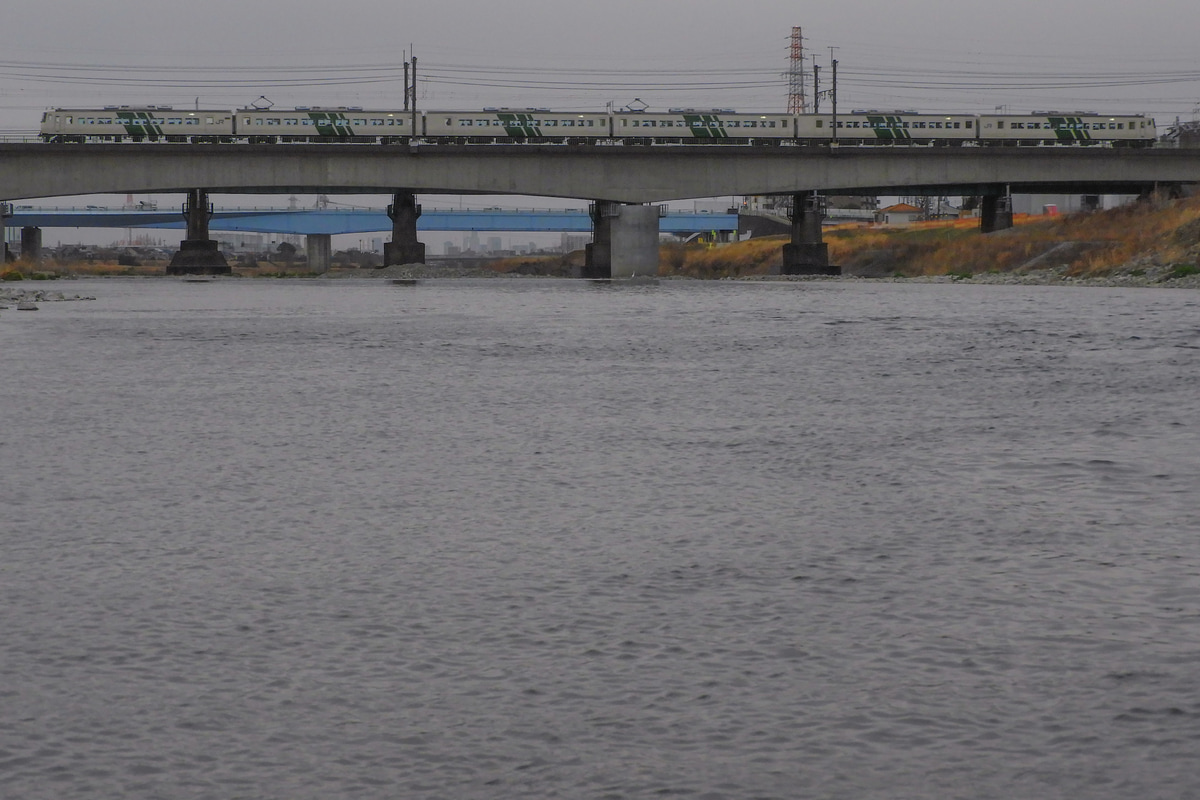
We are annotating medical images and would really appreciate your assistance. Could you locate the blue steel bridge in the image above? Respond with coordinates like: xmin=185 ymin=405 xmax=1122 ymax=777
xmin=5 ymin=207 xmax=739 ymax=237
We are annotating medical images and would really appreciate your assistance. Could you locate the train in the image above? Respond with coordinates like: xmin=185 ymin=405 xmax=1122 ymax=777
xmin=39 ymin=105 xmax=1158 ymax=147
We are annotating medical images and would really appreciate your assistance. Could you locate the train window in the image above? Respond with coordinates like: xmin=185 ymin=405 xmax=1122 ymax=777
xmin=244 ymin=117 xmax=251 ymax=125
xmin=460 ymin=119 xmax=472 ymax=126
xmin=997 ymin=121 xmax=1005 ymax=129
xmin=586 ymin=120 xmax=594 ymax=126
xmin=815 ymin=119 xmax=823 ymax=128
xmin=953 ymin=122 xmax=961 ymax=128
xmin=768 ymin=121 xmax=777 ymax=128
xmin=206 ymin=117 xmax=215 ymax=124
xmin=745 ymin=121 xmax=757 ymax=128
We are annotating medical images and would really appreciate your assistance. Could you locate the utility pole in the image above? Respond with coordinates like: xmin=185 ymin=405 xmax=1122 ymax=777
xmin=812 ymin=64 xmax=820 ymax=114
xmin=409 ymin=55 xmax=418 ymax=138
xmin=830 ymin=48 xmax=839 ymax=143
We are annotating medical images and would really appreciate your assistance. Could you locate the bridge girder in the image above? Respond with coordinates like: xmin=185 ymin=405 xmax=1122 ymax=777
xmin=2 ymin=144 xmax=1198 ymax=204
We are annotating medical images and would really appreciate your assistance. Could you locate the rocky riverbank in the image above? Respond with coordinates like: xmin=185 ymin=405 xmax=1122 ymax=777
xmin=1 ymin=287 xmax=96 ymax=306
xmin=747 ymin=261 xmax=1200 ymax=289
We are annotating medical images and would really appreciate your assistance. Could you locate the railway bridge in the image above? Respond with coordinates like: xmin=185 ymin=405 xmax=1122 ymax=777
xmin=3 ymin=143 xmax=1200 ymax=276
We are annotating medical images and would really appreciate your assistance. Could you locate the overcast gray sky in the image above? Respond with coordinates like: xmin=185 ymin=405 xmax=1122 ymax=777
xmin=4 ymin=0 xmax=1200 ymax=134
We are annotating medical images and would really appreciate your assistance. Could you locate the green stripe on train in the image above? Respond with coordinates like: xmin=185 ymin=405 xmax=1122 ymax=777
xmin=681 ymin=114 xmax=728 ymax=139
xmin=497 ymin=113 xmax=541 ymax=138
xmin=116 ymin=111 xmax=163 ymax=138
xmin=309 ymin=112 xmax=354 ymax=138
xmin=1048 ymin=116 xmax=1091 ymax=142
xmin=866 ymin=115 xmax=912 ymax=141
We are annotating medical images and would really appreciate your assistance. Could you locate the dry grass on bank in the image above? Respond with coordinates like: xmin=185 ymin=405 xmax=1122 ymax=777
xmin=665 ymin=195 xmax=1200 ymax=279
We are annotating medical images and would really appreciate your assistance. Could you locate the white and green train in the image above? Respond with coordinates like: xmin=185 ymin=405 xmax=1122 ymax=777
xmin=39 ymin=105 xmax=1158 ymax=147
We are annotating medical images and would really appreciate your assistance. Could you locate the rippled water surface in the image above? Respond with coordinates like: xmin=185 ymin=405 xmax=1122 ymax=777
xmin=3 ymin=277 xmax=1199 ymax=799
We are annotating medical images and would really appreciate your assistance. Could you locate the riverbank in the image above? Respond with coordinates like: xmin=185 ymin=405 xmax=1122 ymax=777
xmin=7 ymin=194 xmax=1199 ymax=290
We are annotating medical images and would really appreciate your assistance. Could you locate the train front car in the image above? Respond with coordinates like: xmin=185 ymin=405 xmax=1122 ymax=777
xmin=39 ymin=107 xmax=235 ymax=143
xmin=610 ymin=109 xmax=794 ymax=144
xmin=796 ymin=112 xmax=977 ymax=145
xmin=977 ymin=113 xmax=1157 ymax=146
xmin=422 ymin=110 xmax=611 ymax=143
xmin=236 ymin=107 xmax=416 ymax=143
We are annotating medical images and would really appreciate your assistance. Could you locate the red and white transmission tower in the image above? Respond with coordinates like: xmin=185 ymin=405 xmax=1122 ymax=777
xmin=787 ymin=26 xmax=807 ymax=114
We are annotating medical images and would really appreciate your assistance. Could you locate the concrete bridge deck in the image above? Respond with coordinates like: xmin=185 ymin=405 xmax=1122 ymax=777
xmin=3 ymin=143 xmax=1199 ymax=204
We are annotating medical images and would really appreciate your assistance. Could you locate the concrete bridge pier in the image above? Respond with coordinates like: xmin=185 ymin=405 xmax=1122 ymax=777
xmin=782 ymin=192 xmax=839 ymax=275
xmin=384 ymin=191 xmax=426 ymax=266
xmin=584 ymin=201 xmax=663 ymax=279
xmin=1 ymin=203 xmax=11 ymax=263
xmin=167 ymin=189 xmax=231 ymax=275
xmin=306 ymin=234 xmax=332 ymax=273
xmin=21 ymin=227 xmax=42 ymax=264
xmin=980 ymin=192 xmax=1014 ymax=233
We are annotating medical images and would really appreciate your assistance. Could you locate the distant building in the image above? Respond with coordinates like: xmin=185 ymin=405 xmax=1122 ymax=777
xmin=486 ymin=236 xmax=503 ymax=253
xmin=1010 ymin=194 xmax=1139 ymax=215
xmin=878 ymin=203 xmax=923 ymax=226
xmin=560 ymin=233 xmax=589 ymax=253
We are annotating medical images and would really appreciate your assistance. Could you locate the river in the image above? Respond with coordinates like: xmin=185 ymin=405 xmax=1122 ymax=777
xmin=2 ymin=277 xmax=1198 ymax=799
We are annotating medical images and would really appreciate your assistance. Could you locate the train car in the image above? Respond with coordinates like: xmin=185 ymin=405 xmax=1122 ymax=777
xmin=236 ymin=107 xmax=417 ymax=143
xmin=976 ymin=113 xmax=1156 ymax=146
xmin=40 ymin=106 xmax=234 ymax=143
xmin=796 ymin=112 xmax=978 ymax=145
xmin=610 ymin=109 xmax=794 ymax=143
xmin=422 ymin=109 xmax=612 ymax=143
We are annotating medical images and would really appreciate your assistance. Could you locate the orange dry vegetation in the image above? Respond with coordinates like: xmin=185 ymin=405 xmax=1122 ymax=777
xmin=665 ymin=194 xmax=1200 ymax=278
